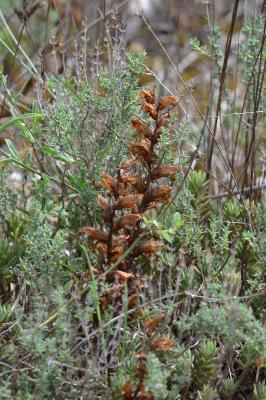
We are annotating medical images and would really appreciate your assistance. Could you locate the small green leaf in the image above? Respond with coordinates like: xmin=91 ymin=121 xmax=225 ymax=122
xmin=41 ymin=146 xmax=74 ymax=164
xmin=5 ymin=139 xmax=21 ymax=161
xmin=172 ymin=212 xmax=183 ymax=231
xmin=160 ymin=229 xmax=173 ymax=243
xmin=0 ymin=112 xmax=42 ymax=133
xmin=16 ymin=121 xmax=36 ymax=143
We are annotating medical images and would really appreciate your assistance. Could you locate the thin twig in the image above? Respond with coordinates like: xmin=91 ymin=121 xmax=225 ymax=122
xmin=71 ymin=288 xmax=266 ymax=353
xmin=137 ymin=10 xmax=244 ymax=207
xmin=64 ymin=0 xmax=130 ymax=46
xmin=207 ymin=0 xmax=240 ymax=176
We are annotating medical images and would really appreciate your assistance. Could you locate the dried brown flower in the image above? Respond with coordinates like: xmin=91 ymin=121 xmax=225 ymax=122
xmin=110 ymin=246 xmax=124 ymax=262
xmin=131 ymin=117 xmax=145 ymax=132
xmin=121 ymin=159 xmax=137 ymax=170
xmin=114 ymin=214 xmax=143 ymax=230
xmin=139 ymin=88 xmax=156 ymax=104
xmin=146 ymin=314 xmax=165 ymax=337
xmin=127 ymin=293 xmax=139 ymax=308
xmin=151 ymin=165 xmax=180 ymax=180
xmin=101 ymin=173 xmax=117 ymax=194
xmin=97 ymin=195 xmax=112 ymax=222
xmin=158 ymin=96 xmax=178 ymax=110
xmin=115 ymin=270 xmax=135 ymax=283
xmin=96 ymin=242 xmax=107 ymax=260
xmin=149 ymin=185 xmax=172 ymax=203
xmin=149 ymin=339 xmax=174 ymax=351
xmin=130 ymin=140 xmax=151 ymax=162
xmin=136 ymin=240 xmax=165 ymax=255
xmin=121 ymin=174 xmax=138 ymax=186
xmin=143 ymin=102 xmax=158 ymax=120
xmin=81 ymin=227 xmax=108 ymax=243
xmin=121 ymin=377 xmax=133 ymax=400
xmin=114 ymin=194 xmax=143 ymax=210
xmin=97 ymin=194 xmax=108 ymax=210
xmin=113 ymin=234 xmax=129 ymax=246
xmin=153 ymin=126 xmax=163 ymax=141
xmin=131 ymin=117 xmax=153 ymax=139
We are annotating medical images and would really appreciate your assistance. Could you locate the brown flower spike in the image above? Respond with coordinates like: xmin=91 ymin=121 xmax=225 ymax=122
xmin=82 ymin=88 xmax=179 ymax=278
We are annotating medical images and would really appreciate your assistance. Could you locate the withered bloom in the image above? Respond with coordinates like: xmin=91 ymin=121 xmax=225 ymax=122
xmin=114 ymin=194 xmax=143 ymax=210
xmin=81 ymin=227 xmax=108 ymax=243
xmin=151 ymin=166 xmax=180 ymax=180
xmin=143 ymin=102 xmax=158 ymax=120
xmin=131 ymin=117 xmax=153 ymax=139
xmin=96 ymin=242 xmax=107 ymax=260
xmin=112 ymin=234 xmax=129 ymax=246
xmin=121 ymin=159 xmax=137 ymax=170
xmin=158 ymin=96 xmax=178 ymax=110
xmin=149 ymin=339 xmax=174 ymax=351
xmin=97 ymin=194 xmax=108 ymax=210
xmin=136 ymin=240 xmax=165 ymax=255
xmin=131 ymin=117 xmax=145 ymax=132
xmin=121 ymin=174 xmax=138 ymax=186
xmin=146 ymin=314 xmax=165 ymax=337
xmin=101 ymin=173 xmax=117 ymax=194
xmin=115 ymin=270 xmax=134 ymax=283
xmin=97 ymin=194 xmax=112 ymax=222
xmin=130 ymin=140 xmax=151 ymax=162
xmin=149 ymin=185 xmax=172 ymax=203
xmin=110 ymin=246 xmax=124 ymax=262
xmin=120 ymin=378 xmax=133 ymax=400
xmin=114 ymin=214 xmax=142 ymax=231
xmin=153 ymin=126 xmax=163 ymax=141
xmin=139 ymin=88 xmax=156 ymax=104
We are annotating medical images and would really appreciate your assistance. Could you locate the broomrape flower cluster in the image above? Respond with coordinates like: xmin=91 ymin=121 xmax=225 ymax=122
xmin=81 ymin=88 xmax=180 ymax=284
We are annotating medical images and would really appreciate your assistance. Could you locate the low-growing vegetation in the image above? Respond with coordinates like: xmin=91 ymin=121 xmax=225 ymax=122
xmin=0 ymin=1 xmax=265 ymax=399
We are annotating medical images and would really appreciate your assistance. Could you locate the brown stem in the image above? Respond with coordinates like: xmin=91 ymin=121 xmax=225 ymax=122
xmin=207 ymin=0 xmax=240 ymax=179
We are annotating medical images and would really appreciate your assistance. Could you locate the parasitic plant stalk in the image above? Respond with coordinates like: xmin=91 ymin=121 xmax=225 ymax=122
xmin=81 ymin=88 xmax=180 ymax=281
